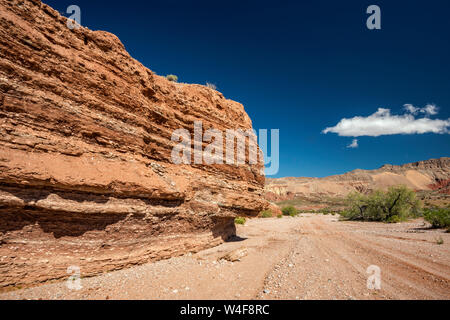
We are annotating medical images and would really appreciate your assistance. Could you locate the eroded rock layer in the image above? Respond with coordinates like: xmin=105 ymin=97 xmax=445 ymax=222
xmin=0 ymin=0 xmax=266 ymax=289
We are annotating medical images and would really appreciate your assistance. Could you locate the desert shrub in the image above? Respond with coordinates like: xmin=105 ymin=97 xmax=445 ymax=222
xmin=339 ymin=209 xmax=350 ymax=218
xmin=386 ymin=215 xmax=402 ymax=223
xmin=234 ymin=217 xmax=246 ymax=225
xmin=260 ymin=210 xmax=273 ymax=218
xmin=423 ymin=207 xmax=450 ymax=229
xmin=206 ymin=82 xmax=217 ymax=90
xmin=166 ymin=74 xmax=178 ymax=82
xmin=282 ymin=206 xmax=298 ymax=217
xmin=276 ymin=199 xmax=303 ymax=207
xmin=277 ymin=214 xmax=283 ymax=218
xmin=343 ymin=186 xmax=421 ymax=222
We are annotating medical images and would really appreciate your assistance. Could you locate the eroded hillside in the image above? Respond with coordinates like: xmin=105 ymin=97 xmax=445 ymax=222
xmin=266 ymin=158 xmax=450 ymax=202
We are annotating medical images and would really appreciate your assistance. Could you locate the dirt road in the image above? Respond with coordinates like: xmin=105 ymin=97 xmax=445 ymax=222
xmin=1 ymin=214 xmax=449 ymax=300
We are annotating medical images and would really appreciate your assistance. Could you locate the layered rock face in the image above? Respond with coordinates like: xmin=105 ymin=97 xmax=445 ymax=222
xmin=266 ymin=158 xmax=450 ymax=201
xmin=0 ymin=0 xmax=266 ymax=289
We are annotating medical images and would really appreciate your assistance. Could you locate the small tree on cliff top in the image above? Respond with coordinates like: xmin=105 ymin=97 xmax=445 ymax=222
xmin=166 ymin=74 xmax=178 ymax=82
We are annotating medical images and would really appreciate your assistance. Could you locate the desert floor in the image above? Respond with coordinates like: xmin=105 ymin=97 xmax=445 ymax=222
xmin=1 ymin=214 xmax=449 ymax=300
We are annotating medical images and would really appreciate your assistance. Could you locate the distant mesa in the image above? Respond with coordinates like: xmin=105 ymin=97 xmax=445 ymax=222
xmin=265 ymin=158 xmax=450 ymax=201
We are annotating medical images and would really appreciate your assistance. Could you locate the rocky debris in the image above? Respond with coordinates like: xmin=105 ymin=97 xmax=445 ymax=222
xmin=266 ymin=158 xmax=450 ymax=201
xmin=0 ymin=0 xmax=267 ymax=289
xmin=220 ymin=248 xmax=248 ymax=262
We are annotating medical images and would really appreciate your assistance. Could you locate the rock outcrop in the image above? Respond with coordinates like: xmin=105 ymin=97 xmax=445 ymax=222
xmin=266 ymin=158 xmax=450 ymax=201
xmin=0 ymin=0 xmax=266 ymax=289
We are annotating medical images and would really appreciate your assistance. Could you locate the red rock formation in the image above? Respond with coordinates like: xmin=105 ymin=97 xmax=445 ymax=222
xmin=0 ymin=0 xmax=266 ymax=289
xmin=428 ymin=179 xmax=450 ymax=195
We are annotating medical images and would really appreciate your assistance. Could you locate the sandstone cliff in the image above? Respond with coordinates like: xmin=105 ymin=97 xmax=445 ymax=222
xmin=266 ymin=158 xmax=450 ymax=201
xmin=0 ymin=0 xmax=266 ymax=289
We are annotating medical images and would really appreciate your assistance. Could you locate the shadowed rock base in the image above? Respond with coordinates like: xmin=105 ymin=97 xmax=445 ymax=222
xmin=0 ymin=193 xmax=236 ymax=289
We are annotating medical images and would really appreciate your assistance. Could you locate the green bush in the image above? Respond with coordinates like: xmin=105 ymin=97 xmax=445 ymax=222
xmin=423 ymin=207 xmax=450 ymax=229
xmin=277 ymin=214 xmax=283 ymax=219
xmin=166 ymin=74 xmax=178 ymax=82
xmin=260 ymin=210 xmax=273 ymax=218
xmin=282 ymin=206 xmax=298 ymax=217
xmin=342 ymin=186 xmax=421 ymax=222
xmin=234 ymin=217 xmax=246 ymax=225
xmin=386 ymin=215 xmax=402 ymax=223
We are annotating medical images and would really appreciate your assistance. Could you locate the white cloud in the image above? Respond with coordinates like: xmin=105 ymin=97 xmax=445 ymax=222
xmin=404 ymin=103 xmax=438 ymax=116
xmin=323 ymin=107 xmax=450 ymax=137
xmin=423 ymin=104 xmax=438 ymax=115
xmin=403 ymin=104 xmax=418 ymax=114
xmin=347 ymin=139 xmax=358 ymax=148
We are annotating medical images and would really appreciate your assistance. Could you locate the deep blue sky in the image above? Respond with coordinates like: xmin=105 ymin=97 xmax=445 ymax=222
xmin=44 ymin=0 xmax=450 ymax=177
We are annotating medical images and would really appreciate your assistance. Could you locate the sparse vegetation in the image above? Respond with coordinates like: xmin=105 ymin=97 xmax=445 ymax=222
xmin=340 ymin=186 xmax=421 ymax=222
xmin=416 ymin=190 xmax=450 ymax=209
xmin=299 ymin=207 xmax=343 ymax=215
xmin=276 ymin=199 xmax=304 ymax=207
xmin=436 ymin=236 xmax=444 ymax=245
xmin=318 ymin=207 xmax=333 ymax=215
xmin=423 ymin=207 xmax=450 ymax=229
xmin=206 ymin=82 xmax=217 ymax=90
xmin=386 ymin=215 xmax=402 ymax=223
xmin=277 ymin=214 xmax=283 ymax=218
xmin=276 ymin=196 xmax=347 ymax=214
xmin=260 ymin=210 xmax=273 ymax=218
xmin=166 ymin=74 xmax=178 ymax=82
xmin=282 ymin=206 xmax=298 ymax=217
xmin=234 ymin=217 xmax=246 ymax=225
